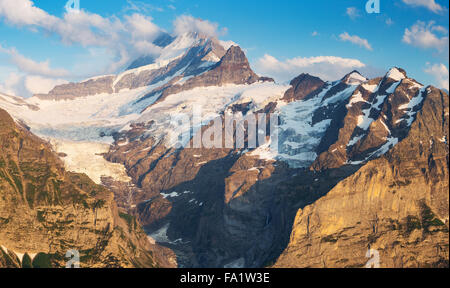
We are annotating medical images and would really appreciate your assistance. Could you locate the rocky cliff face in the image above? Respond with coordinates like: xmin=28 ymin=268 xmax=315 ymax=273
xmin=0 ymin=108 xmax=175 ymax=268
xmin=34 ymin=76 xmax=115 ymax=101
xmin=99 ymin=63 xmax=448 ymax=268
xmin=138 ymin=45 xmax=273 ymax=107
xmin=1 ymin=28 xmax=448 ymax=268
xmin=282 ymin=73 xmax=325 ymax=102
xmin=308 ymin=68 xmax=423 ymax=170
xmin=275 ymin=87 xmax=449 ymax=268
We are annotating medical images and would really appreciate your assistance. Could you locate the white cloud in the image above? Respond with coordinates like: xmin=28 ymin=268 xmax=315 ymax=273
xmin=254 ymin=54 xmax=367 ymax=83
xmin=0 ymin=0 xmax=58 ymax=27
xmin=24 ymin=76 xmax=68 ymax=94
xmin=402 ymin=0 xmax=446 ymax=13
xmin=54 ymin=10 xmax=123 ymax=47
xmin=403 ymin=21 xmax=449 ymax=57
xmin=346 ymin=7 xmax=360 ymax=20
xmin=0 ymin=45 xmax=69 ymax=77
xmin=339 ymin=32 xmax=373 ymax=51
xmin=0 ymin=73 xmax=25 ymax=96
xmin=125 ymin=13 xmax=160 ymax=40
xmin=11 ymin=52 xmax=69 ymax=77
xmin=312 ymin=31 xmax=319 ymax=37
xmin=431 ymin=25 xmax=448 ymax=34
xmin=124 ymin=13 xmax=162 ymax=55
xmin=0 ymin=72 xmax=68 ymax=97
xmin=0 ymin=0 xmax=164 ymax=76
xmin=425 ymin=63 xmax=449 ymax=90
xmin=219 ymin=40 xmax=238 ymax=50
xmin=0 ymin=1 xmax=232 ymax=78
xmin=173 ymin=15 xmax=226 ymax=38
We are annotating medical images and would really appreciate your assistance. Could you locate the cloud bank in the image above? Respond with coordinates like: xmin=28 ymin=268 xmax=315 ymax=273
xmin=173 ymin=15 xmax=227 ymax=38
xmin=402 ymin=0 xmax=446 ymax=13
xmin=254 ymin=54 xmax=371 ymax=83
xmin=0 ymin=0 xmax=163 ymax=74
xmin=403 ymin=21 xmax=449 ymax=59
xmin=425 ymin=63 xmax=449 ymax=90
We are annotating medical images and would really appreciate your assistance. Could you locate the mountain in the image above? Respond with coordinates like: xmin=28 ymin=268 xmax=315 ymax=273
xmin=0 ymin=32 xmax=448 ymax=268
xmin=275 ymin=86 xmax=449 ymax=268
xmin=33 ymin=32 xmax=228 ymax=100
xmin=126 ymin=33 xmax=177 ymax=70
xmin=0 ymin=108 xmax=175 ymax=268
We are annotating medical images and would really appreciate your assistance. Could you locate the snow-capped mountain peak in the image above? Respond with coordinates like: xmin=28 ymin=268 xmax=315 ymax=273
xmin=385 ymin=67 xmax=407 ymax=82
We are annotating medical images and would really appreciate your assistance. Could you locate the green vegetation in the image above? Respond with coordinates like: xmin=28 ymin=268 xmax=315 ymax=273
xmin=0 ymin=169 xmax=15 ymax=191
xmin=420 ymin=202 xmax=445 ymax=232
xmin=93 ymin=199 xmax=106 ymax=210
xmin=387 ymin=218 xmax=402 ymax=231
xmin=32 ymin=253 xmax=52 ymax=268
xmin=321 ymin=234 xmax=338 ymax=243
xmin=368 ymin=233 xmax=379 ymax=244
xmin=388 ymin=179 xmax=412 ymax=188
xmin=399 ymin=203 xmax=447 ymax=236
xmin=405 ymin=215 xmax=422 ymax=233
xmin=8 ymin=160 xmax=23 ymax=195
xmin=21 ymin=253 xmax=33 ymax=268
xmin=25 ymin=183 xmax=36 ymax=208
xmin=119 ymin=212 xmax=137 ymax=232
xmin=36 ymin=210 xmax=45 ymax=222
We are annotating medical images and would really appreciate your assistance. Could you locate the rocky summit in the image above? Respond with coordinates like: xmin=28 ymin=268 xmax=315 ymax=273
xmin=0 ymin=31 xmax=448 ymax=268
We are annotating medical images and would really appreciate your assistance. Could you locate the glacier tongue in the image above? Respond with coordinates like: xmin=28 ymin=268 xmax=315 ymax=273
xmin=49 ymin=138 xmax=131 ymax=184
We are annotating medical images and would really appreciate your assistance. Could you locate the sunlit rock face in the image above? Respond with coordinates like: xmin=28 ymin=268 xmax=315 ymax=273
xmin=0 ymin=29 xmax=448 ymax=268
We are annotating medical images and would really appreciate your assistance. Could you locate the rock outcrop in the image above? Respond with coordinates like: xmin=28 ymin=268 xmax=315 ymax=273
xmin=34 ymin=76 xmax=115 ymax=101
xmin=274 ymin=87 xmax=449 ymax=268
xmin=0 ymin=108 xmax=175 ymax=268
xmin=312 ymin=68 xmax=426 ymax=170
xmin=282 ymin=73 xmax=325 ymax=102
xmin=140 ymin=45 xmax=273 ymax=107
xmin=34 ymin=33 xmax=229 ymax=100
xmin=102 ymin=66 xmax=448 ymax=268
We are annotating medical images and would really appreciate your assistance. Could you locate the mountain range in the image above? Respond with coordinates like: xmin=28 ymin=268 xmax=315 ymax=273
xmin=0 ymin=32 xmax=448 ymax=268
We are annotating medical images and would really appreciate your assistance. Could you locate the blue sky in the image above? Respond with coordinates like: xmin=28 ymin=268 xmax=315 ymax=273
xmin=0 ymin=0 xmax=448 ymax=97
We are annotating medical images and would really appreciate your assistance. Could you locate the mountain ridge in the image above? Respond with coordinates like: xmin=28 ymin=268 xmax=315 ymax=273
xmin=0 ymin=32 xmax=448 ymax=268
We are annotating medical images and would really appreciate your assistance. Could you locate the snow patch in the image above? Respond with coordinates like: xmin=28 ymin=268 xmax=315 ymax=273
xmin=361 ymin=84 xmax=378 ymax=93
xmin=345 ymin=72 xmax=367 ymax=85
xmin=148 ymin=223 xmax=170 ymax=243
xmin=224 ymin=257 xmax=245 ymax=268
xmin=347 ymin=91 xmax=368 ymax=108
xmin=386 ymin=68 xmax=406 ymax=82
xmin=397 ymin=87 xmax=426 ymax=126
xmin=347 ymin=135 xmax=365 ymax=147
xmin=161 ymin=192 xmax=180 ymax=198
